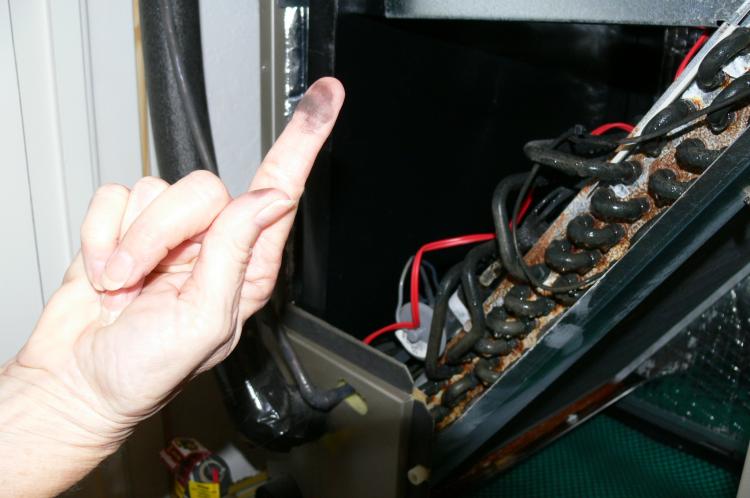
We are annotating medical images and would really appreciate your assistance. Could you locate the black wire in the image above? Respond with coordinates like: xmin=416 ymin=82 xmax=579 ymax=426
xmin=492 ymin=173 xmax=535 ymax=282
xmin=425 ymin=264 xmax=463 ymax=380
xmin=605 ymin=86 xmax=750 ymax=147
xmin=160 ymin=0 xmax=218 ymax=173
xmin=511 ymin=130 xmax=606 ymax=294
xmin=512 ymin=85 xmax=750 ymax=293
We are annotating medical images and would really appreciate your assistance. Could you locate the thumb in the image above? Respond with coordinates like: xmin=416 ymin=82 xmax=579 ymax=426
xmin=179 ymin=188 xmax=295 ymax=322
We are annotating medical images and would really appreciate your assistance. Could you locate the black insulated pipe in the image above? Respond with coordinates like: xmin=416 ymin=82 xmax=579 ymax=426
xmin=213 ymin=318 xmax=326 ymax=452
xmin=567 ymin=214 xmax=625 ymax=250
xmin=141 ymin=0 xmax=217 ymax=182
xmin=474 ymin=337 xmax=515 ymax=357
xmin=545 ymin=239 xmax=601 ymax=275
xmin=425 ymin=264 xmax=464 ymax=380
xmin=697 ymin=27 xmax=750 ymax=91
xmin=272 ymin=321 xmax=355 ymax=411
xmin=523 ymin=140 xmax=641 ymax=184
xmin=485 ymin=307 xmax=529 ymax=339
xmin=504 ymin=285 xmax=555 ymax=319
xmin=590 ymin=187 xmax=650 ymax=223
xmin=640 ymin=100 xmax=696 ymax=157
xmin=648 ymin=169 xmax=694 ymax=207
xmin=675 ymin=138 xmax=725 ymax=173
xmin=492 ymin=174 xmax=538 ymax=282
xmin=143 ymin=0 xmax=333 ymax=450
xmin=446 ymin=242 xmax=497 ymax=364
xmin=707 ymin=73 xmax=750 ymax=134
xmin=442 ymin=374 xmax=479 ymax=407
xmin=475 ymin=358 xmax=502 ymax=386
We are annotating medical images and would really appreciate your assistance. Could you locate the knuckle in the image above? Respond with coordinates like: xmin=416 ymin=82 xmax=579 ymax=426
xmin=133 ymin=176 xmax=168 ymax=196
xmin=185 ymin=170 xmax=229 ymax=206
xmin=259 ymin=162 xmax=304 ymax=199
xmin=95 ymin=183 xmax=130 ymax=202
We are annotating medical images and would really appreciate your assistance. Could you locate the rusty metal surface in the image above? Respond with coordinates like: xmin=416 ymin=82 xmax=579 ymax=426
xmin=428 ymin=4 xmax=750 ymax=480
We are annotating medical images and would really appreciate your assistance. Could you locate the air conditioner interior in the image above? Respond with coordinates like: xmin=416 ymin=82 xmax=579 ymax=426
xmin=286 ymin=11 xmax=750 ymax=497
xmin=296 ymin=16 xmax=667 ymax=334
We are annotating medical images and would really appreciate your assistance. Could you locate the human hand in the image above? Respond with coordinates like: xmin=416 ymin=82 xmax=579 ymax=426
xmin=0 ymin=78 xmax=344 ymax=497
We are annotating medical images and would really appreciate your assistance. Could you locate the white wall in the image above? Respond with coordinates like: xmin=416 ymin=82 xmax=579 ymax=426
xmin=1 ymin=0 xmax=262 ymax=364
xmin=201 ymin=0 xmax=262 ymax=197
xmin=3 ymin=1 xmax=264 ymax=494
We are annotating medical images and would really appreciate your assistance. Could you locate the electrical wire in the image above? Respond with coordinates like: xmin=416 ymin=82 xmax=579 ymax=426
xmin=512 ymin=129 xmax=607 ymax=293
xmin=363 ymin=234 xmax=495 ymax=345
xmin=616 ymin=86 xmax=750 ymax=145
xmin=394 ymin=257 xmax=437 ymax=321
xmin=160 ymin=0 xmax=218 ymax=173
xmin=677 ymin=31 xmax=710 ymax=79
xmin=365 ymin=122 xmax=638 ymax=345
xmin=368 ymin=198 xmax=535 ymax=346
xmin=589 ymin=122 xmax=634 ymax=135
xmin=395 ymin=256 xmax=414 ymax=321
xmin=675 ymin=31 xmax=710 ymax=80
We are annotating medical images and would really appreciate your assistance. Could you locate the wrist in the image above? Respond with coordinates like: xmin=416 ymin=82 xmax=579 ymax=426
xmin=0 ymin=359 xmax=129 ymax=464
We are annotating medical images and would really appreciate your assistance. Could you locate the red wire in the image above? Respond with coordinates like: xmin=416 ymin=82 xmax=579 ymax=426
xmin=589 ymin=122 xmax=634 ymax=136
xmin=363 ymin=234 xmax=495 ymax=345
xmin=675 ymin=32 xmax=710 ymax=80
xmin=516 ymin=191 xmax=534 ymax=225
xmin=364 ymin=122 xmax=634 ymax=346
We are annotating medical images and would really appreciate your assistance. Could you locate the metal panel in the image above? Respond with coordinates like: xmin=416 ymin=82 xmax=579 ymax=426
xmin=278 ymin=305 xmax=426 ymax=498
xmin=384 ymin=0 xmax=743 ymax=26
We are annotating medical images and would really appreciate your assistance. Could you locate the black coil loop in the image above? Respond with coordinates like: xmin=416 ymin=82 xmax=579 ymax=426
xmin=675 ymin=138 xmax=725 ymax=173
xmin=567 ymin=214 xmax=625 ymax=251
xmin=648 ymin=169 xmax=694 ymax=207
xmin=640 ymin=100 xmax=697 ymax=157
xmin=504 ymin=285 xmax=555 ymax=319
xmin=590 ymin=187 xmax=650 ymax=223
xmin=696 ymin=28 xmax=750 ymax=91
xmin=707 ymin=73 xmax=750 ymax=134
xmin=486 ymin=307 xmax=530 ymax=339
xmin=442 ymin=374 xmax=479 ymax=407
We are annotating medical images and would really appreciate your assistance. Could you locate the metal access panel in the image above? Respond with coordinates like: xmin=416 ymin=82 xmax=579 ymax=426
xmin=383 ymin=0 xmax=743 ymax=26
xmin=268 ymin=306 xmax=431 ymax=498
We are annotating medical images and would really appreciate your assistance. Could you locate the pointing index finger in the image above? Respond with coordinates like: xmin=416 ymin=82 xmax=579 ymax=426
xmin=249 ymin=77 xmax=345 ymax=199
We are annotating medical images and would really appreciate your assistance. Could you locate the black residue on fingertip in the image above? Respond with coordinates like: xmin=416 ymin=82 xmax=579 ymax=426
xmin=295 ymin=81 xmax=336 ymax=132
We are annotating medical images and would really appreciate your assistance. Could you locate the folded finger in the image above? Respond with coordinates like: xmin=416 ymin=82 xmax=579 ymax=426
xmin=120 ymin=176 xmax=169 ymax=236
xmin=101 ymin=170 xmax=231 ymax=291
xmin=80 ymin=184 xmax=130 ymax=291
xmin=179 ymin=189 xmax=294 ymax=329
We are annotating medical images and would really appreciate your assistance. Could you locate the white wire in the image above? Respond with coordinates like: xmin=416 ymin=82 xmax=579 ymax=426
xmin=394 ymin=256 xmax=440 ymax=322
xmin=395 ymin=256 xmax=414 ymax=321
xmin=423 ymin=260 xmax=440 ymax=295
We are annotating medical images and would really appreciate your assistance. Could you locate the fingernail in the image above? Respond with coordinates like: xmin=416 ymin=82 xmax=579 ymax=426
xmin=255 ymin=199 xmax=297 ymax=226
xmin=101 ymin=250 xmax=134 ymax=290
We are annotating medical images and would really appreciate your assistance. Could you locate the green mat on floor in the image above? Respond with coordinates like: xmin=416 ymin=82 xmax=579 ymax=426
xmin=468 ymin=415 xmax=739 ymax=498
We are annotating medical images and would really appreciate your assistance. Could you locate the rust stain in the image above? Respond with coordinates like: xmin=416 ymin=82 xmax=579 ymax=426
xmin=432 ymin=99 xmax=750 ymax=433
